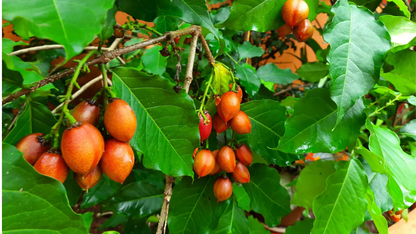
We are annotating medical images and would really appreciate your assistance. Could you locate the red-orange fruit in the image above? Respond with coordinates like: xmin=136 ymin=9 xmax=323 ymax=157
xmin=101 ymin=139 xmax=135 ymax=184
xmin=213 ymin=176 xmax=233 ymax=202
xmin=217 ymin=91 xmax=240 ymax=123
xmin=213 ymin=113 xmax=229 ymax=134
xmin=34 ymin=151 xmax=69 ymax=183
xmin=193 ymin=149 xmax=216 ymax=178
xmin=199 ymin=111 xmax=212 ymax=142
xmin=282 ymin=0 xmax=309 ymax=27
xmin=16 ymin=133 xmax=50 ymax=165
xmin=235 ymin=144 xmax=253 ymax=166
xmin=229 ymin=84 xmax=243 ymax=102
xmin=61 ymin=122 xmax=104 ymax=175
xmin=294 ymin=19 xmax=314 ymax=42
xmin=232 ymin=162 xmax=250 ymax=183
xmin=104 ymin=98 xmax=137 ymax=142
xmin=229 ymin=111 xmax=251 ymax=135
xmin=75 ymin=165 xmax=103 ymax=190
xmin=210 ymin=150 xmax=222 ymax=175
xmin=217 ymin=146 xmax=236 ymax=173
xmin=71 ymin=99 xmax=101 ymax=126
xmin=277 ymin=23 xmax=293 ymax=37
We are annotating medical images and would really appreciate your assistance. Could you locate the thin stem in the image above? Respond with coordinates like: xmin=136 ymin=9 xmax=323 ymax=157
xmin=101 ymin=64 xmax=109 ymax=109
xmin=8 ymin=45 xmax=109 ymax=56
xmin=198 ymin=72 xmax=215 ymax=114
xmin=225 ymin=52 xmax=238 ymax=64
xmin=369 ymin=94 xmax=402 ymax=117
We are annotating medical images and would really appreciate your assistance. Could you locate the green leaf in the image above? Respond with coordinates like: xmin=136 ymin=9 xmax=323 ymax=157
xmin=312 ymin=159 xmax=368 ymax=234
xmin=305 ymin=0 xmax=320 ymax=21
xmin=2 ymin=143 xmax=88 ymax=234
xmin=2 ymin=38 xmax=28 ymax=54
xmin=3 ymin=100 xmax=57 ymax=145
xmin=81 ymin=175 xmax=121 ymax=209
xmin=366 ymin=120 xmax=416 ymax=208
xmin=154 ymin=15 xmax=181 ymax=34
xmin=2 ymin=56 xmax=23 ymax=96
xmin=292 ymin=160 xmax=336 ymax=209
xmin=240 ymin=100 xmax=300 ymax=166
xmin=324 ymin=0 xmax=391 ymax=124
xmin=256 ymin=63 xmax=298 ymax=85
xmin=365 ymin=168 xmax=393 ymax=212
xmin=99 ymin=5 xmax=118 ymax=41
xmin=63 ymin=170 xmax=83 ymax=207
xmin=365 ymin=188 xmax=388 ymax=234
xmin=238 ymin=41 xmax=264 ymax=62
xmin=243 ymin=164 xmax=291 ymax=227
xmin=233 ymin=183 xmax=251 ymax=211
xmin=143 ymin=45 xmax=168 ymax=75
xmin=296 ymin=62 xmax=329 ymax=83
xmin=356 ymin=145 xmax=386 ymax=174
xmin=235 ymin=64 xmax=261 ymax=98
xmin=112 ymin=67 xmax=199 ymax=177
xmin=214 ymin=197 xmax=249 ymax=234
xmin=220 ymin=0 xmax=285 ymax=32
xmin=211 ymin=6 xmax=231 ymax=25
xmin=3 ymin=0 xmax=115 ymax=60
xmin=277 ymin=89 xmax=366 ymax=154
xmin=379 ymin=15 xmax=416 ymax=47
xmin=286 ymin=218 xmax=314 ymax=234
xmin=81 ymin=212 xmax=94 ymax=231
xmin=400 ymin=119 xmax=416 ymax=140
xmin=248 ymin=216 xmax=269 ymax=234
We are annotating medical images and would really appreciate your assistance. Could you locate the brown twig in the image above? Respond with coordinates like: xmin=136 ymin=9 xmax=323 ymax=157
xmin=184 ymin=33 xmax=199 ymax=93
xmin=156 ymin=175 xmax=175 ymax=234
xmin=198 ymin=32 xmax=215 ymax=64
xmin=273 ymin=85 xmax=307 ymax=96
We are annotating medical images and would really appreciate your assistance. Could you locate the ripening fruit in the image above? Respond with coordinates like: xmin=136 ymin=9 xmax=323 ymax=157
xmin=61 ymin=122 xmax=104 ymax=175
xmin=34 ymin=151 xmax=69 ymax=183
xmin=71 ymin=99 xmax=100 ymax=126
xmin=104 ymin=98 xmax=137 ymax=142
xmin=213 ymin=176 xmax=233 ymax=202
xmin=101 ymin=139 xmax=135 ymax=184
xmin=235 ymin=144 xmax=253 ymax=166
xmin=75 ymin=165 xmax=103 ymax=190
xmin=210 ymin=150 xmax=222 ymax=175
xmin=232 ymin=162 xmax=250 ymax=183
xmin=282 ymin=0 xmax=309 ymax=27
xmin=294 ymin=19 xmax=314 ymax=42
xmin=277 ymin=23 xmax=293 ymax=37
xmin=174 ymin=37 xmax=180 ymax=44
xmin=229 ymin=111 xmax=251 ymax=135
xmin=213 ymin=113 xmax=229 ymax=134
xmin=199 ymin=111 xmax=212 ymax=142
xmin=193 ymin=149 xmax=216 ymax=178
xmin=229 ymin=84 xmax=243 ymax=102
xmin=16 ymin=133 xmax=50 ymax=165
xmin=214 ymin=95 xmax=221 ymax=106
xmin=217 ymin=91 xmax=240 ymax=123
xmin=113 ymin=24 xmax=124 ymax=38
xmin=217 ymin=146 xmax=236 ymax=173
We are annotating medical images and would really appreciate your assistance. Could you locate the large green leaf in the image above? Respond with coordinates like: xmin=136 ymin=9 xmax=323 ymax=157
xmin=2 ymin=38 xmax=28 ymax=54
xmin=3 ymin=0 xmax=115 ymax=60
xmin=143 ymin=45 xmax=168 ymax=75
xmin=324 ymin=0 xmax=391 ymax=124
xmin=363 ymin=162 xmax=393 ymax=212
xmin=292 ymin=160 xmax=336 ymax=209
xmin=235 ymin=64 xmax=261 ymax=98
xmin=81 ymin=175 xmax=121 ymax=209
xmin=240 ymin=100 xmax=300 ymax=166
xmin=243 ymin=164 xmax=291 ymax=227
xmin=365 ymin=188 xmax=388 ymax=234
xmin=312 ymin=159 xmax=368 ymax=234
xmin=286 ymin=218 xmax=314 ymax=234
xmin=305 ymin=0 xmax=319 ymax=21
xmin=220 ymin=0 xmax=285 ymax=32
xmin=214 ymin=197 xmax=249 ymax=234
xmin=277 ymin=89 xmax=366 ymax=154
xmin=296 ymin=62 xmax=329 ymax=83
xmin=2 ymin=143 xmax=88 ymax=233
xmin=379 ymin=15 xmax=416 ymax=47
xmin=366 ymin=120 xmax=416 ymax=208
xmin=233 ymin=183 xmax=251 ymax=211
xmin=400 ymin=119 xmax=416 ymax=140
xmin=256 ymin=63 xmax=298 ymax=85
xmin=238 ymin=41 xmax=264 ymax=62
xmin=112 ymin=67 xmax=199 ymax=177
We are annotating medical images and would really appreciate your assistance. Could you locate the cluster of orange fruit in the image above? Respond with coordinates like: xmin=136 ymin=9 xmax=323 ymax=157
xmin=277 ymin=0 xmax=314 ymax=42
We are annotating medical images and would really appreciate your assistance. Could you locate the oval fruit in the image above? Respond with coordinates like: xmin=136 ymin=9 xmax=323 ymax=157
xmin=229 ymin=111 xmax=251 ymax=135
xmin=277 ymin=23 xmax=293 ymax=37
xmin=282 ymin=0 xmax=309 ymax=27
xmin=101 ymin=139 xmax=135 ymax=184
xmin=199 ymin=111 xmax=212 ymax=142
xmin=34 ymin=151 xmax=69 ymax=183
xmin=213 ymin=176 xmax=233 ymax=202
xmin=210 ymin=150 xmax=222 ymax=175
xmin=16 ymin=133 xmax=50 ymax=165
xmin=75 ymin=165 xmax=103 ymax=190
xmin=232 ymin=162 xmax=250 ymax=183
xmin=61 ymin=122 xmax=104 ymax=175
xmin=213 ymin=113 xmax=229 ymax=134
xmin=104 ymin=98 xmax=137 ymax=142
xmin=71 ymin=99 xmax=101 ymax=126
xmin=235 ymin=144 xmax=253 ymax=166
xmin=217 ymin=146 xmax=236 ymax=173
xmin=294 ymin=19 xmax=314 ymax=42
xmin=217 ymin=91 xmax=240 ymax=123
xmin=229 ymin=84 xmax=243 ymax=102
xmin=193 ymin=149 xmax=215 ymax=178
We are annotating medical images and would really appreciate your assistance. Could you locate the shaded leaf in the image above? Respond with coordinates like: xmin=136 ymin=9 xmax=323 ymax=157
xmin=214 ymin=197 xmax=249 ymax=234
xmin=154 ymin=15 xmax=181 ymax=34
xmin=63 ymin=170 xmax=83 ymax=207
xmin=248 ymin=216 xmax=269 ymax=234
xmin=297 ymin=62 xmax=329 ymax=83
xmin=382 ymin=49 xmax=416 ymax=95
xmin=143 ymin=45 xmax=168 ymax=75
xmin=365 ymin=189 xmax=388 ymax=234
xmin=256 ymin=63 xmax=298 ymax=85
xmin=235 ymin=64 xmax=261 ymax=98
xmin=233 ymin=183 xmax=251 ymax=211
xmin=238 ymin=41 xmax=264 ymax=61
xmin=99 ymin=5 xmax=118 ymax=41
xmin=400 ymin=119 xmax=416 ymax=140
xmin=81 ymin=175 xmax=121 ymax=209
xmin=286 ymin=218 xmax=314 ymax=234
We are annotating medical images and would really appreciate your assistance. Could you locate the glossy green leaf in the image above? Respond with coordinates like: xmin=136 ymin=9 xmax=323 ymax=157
xmin=143 ymin=45 xmax=168 ymax=75
xmin=297 ymin=62 xmax=329 ymax=83
xmin=379 ymin=15 xmax=416 ymax=47
xmin=312 ymin=159 xmax=368 ymax=234
xmin=243 ymin=164 xmax=291 ymax=227
xmin=324 ymin=0 xmax=391 ymax=124
xmin=235 ymin=64 xmax=261 ymax=98
xmin=116 ymin=0 xmax=167 ymax=21
xmin=214 ymin=198 xmax=249 ymax=234
xmin=3 ymin=0 xmax=115 ymax=60
xmin=292 ymin=160 xmax=336 ymax=209
xmin=99 ymin=5 xmax=118 ymax=41
xmin=256 ymin=63 xmax=298 ymax=85
xmin=2 ymin=38 xmax=28 ymax=54
xmin=366 ymin=120 xmax=416 ymax=208
xmin=238 ymin=41 xmax=264 ymax=62
xmin=154 ymin=15 xmax=181 ymax=34
xmin=112 ymin=67 xmax=199 ymax=177
xmin=220 ymin=0 xmax=285 ymax=32
xmin=286 ymin=218 xmax=314 ymax=234
xmin=233 ymin=184 xmax=251 ymax=211
xmin=278 ymin=89 xmax=366 ymax=154
xmin=400 ymin=119 xmax=416 ymax=140
xmin=356 ymin=146 xmax=386 ymax=174
xmin=2 ymin=143 xmax=88 ymax=234
xmin=81 ymin=175 xmax=121 ymax=209
xmin=364 ymin=165 xmax=393 ymax=212
xmin=365 ymin=189 xmax=388 ymax=234
xmin=248 ymin=216 xmax=269 ymax=234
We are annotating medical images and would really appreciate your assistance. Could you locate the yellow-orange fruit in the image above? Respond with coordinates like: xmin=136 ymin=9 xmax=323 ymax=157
xmin=229 ymin=84 xmax=243 ymax=102
xmin=193 ymin=149 xmax=216 ymax=178
xmin=232 ymin=162 xmax=250 ymax=183
xmin=104 ymin=98 xmax=137 ymax=142
xmin=61 ymin=122 xmax=104 ymax=175
xmin=217 ymin=92 xmax=240 ymax=123
xmin=294 ymin=19 xmax=314 ymax=42
xmin=210 ymin=150 xmax=222 ymax=175
xmin=101 ymin=139 xmax=135 ymax=184
xmin=75 ymin=165 xmax=103 ymax=190
xmin=229 ymin=111 xmax=251 ymax=135
xmin=217 ymin=146 xmax=236 ymax=173
xmin=213 ymin=176 xmax=233 ymax=202
xmin=235 ymin=144 xmax=253 ymax=166
xmin=34 ymin=151 xmax=69 ymax=183
xmin=71 ymin=99 xmax=101 ymax=126
xmin=213 ymin=113 xmax=229 ymax=134
xmin=282 ymin=0 xmax=309 ymax=27
xmin=277 ymin=23 xmax=293 ymax=37
xmin=16 ymin=133 xmax=50 ymax=165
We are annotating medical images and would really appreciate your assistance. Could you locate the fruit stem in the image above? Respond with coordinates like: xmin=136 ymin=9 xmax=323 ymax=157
xmin=198 ymin=71 xmax=214 ymax=115
xmin=105 ymin=87 xmax=117 ymax=99
xmin=225 ymin=52 xmax=238 ymax=65
xmin=100 ymin=64 xmax=109 ymax=109
xmin=369 ymin=93 xmax=402 ymax=117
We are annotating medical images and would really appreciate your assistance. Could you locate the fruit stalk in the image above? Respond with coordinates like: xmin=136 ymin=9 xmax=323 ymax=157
xmin=198 ymin=72 xmax=215 ymax=121
xmin=100 ymin=64 xmax=109 ymax=109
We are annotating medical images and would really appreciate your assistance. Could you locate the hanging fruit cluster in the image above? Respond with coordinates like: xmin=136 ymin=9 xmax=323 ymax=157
xmin=277 ymin=0 xmax=314 ymax=42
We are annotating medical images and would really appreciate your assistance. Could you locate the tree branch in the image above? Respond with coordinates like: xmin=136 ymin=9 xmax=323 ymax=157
xmin=156 ymin=175 xmax=175 ymax=234
xmin=184 ymin=33 xmax=199 ymax=93
xmin=198 ymin=33 xmax=215 ymax=64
